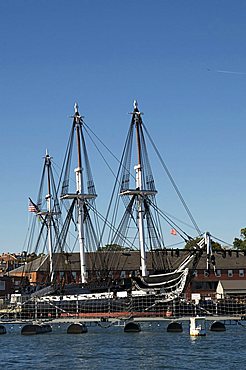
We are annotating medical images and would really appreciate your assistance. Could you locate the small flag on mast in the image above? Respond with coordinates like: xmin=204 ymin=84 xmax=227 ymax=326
xmin=28 ymin=202 xmax=37 ymax=213
xmin=170 ymin=228 xmax=177 ymax=235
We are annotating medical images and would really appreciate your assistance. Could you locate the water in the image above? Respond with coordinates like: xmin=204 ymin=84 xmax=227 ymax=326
xmin=0 ymin=321 xmax=245 ymax=369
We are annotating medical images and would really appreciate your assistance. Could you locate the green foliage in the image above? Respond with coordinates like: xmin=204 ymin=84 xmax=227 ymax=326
xmin=25 ymin=252 xmax=38 ymax=262
xmin=184 ymin=238 xmax=222 ymax=250
xmin=233 ymin=228 xmax=246 ymax=250
xmin=211 ymin=241 xmax=222 ymax=251
xmin=98 ymin=244 xmax=127 ymax=251
xmin=184 ymin=238 xmax=202 ymax=250
xmin=241 ymin=228 xmax=246 ymax=239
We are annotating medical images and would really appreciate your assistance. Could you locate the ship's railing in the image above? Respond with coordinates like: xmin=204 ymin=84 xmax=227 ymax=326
xmin=1 ymin=293 xmax=246 ymax=321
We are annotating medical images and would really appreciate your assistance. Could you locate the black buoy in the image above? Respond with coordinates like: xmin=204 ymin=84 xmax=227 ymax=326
xmin=21 ymin=324 xmax=41 ymax=335
xmin=21 ymin=323 xmax=52 ymax=335
xmin=124 ymin=321 xmax=141 ymax=333
xmin=210 ymin=321 xmax=226 ymax=332
xmin=67 ymin=323 xmax=88 ymax=334
xmin=167 ymin=321 xmax=183 ymax=333
xmin=0 ymin=325 xmax=6 ymax=335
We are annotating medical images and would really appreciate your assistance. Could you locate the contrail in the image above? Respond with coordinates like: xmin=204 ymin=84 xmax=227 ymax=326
xmin=217 ymin=69 xmax=246 ymax=75
xmin=207 ymin=68 xmax=246 ymax=75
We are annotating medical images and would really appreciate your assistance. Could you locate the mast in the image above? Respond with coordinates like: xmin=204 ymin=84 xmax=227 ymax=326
xmin=60 ymin=103 xmax=97 ymax=284
xmin=115 ymin=101 xmax=159 ymax=276
xmin=29 ymin=150 xmax=61 ymax=285
xmin=74 ymin=103 xmax=87 ymax=284
xmin=118 ymin=101 xmax=157 ymax=276
xmin=112 ymin=101 xmax=170 ymax=276
xmin=205 ymin=231 xmax=215 ymax=273
xmin=133 ymin=100 xmax=148 ymax=277
xmin=45 ymin=151 xmax=54 ymax=283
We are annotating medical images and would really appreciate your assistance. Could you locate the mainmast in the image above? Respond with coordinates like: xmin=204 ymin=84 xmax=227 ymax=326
xmin=45 ymin=151 xmax=54 ymax=283
xmin=133 ymin=100 xmax=147 ymax=277
xmin=60 ymin=103 xmax=97 ymax=284
xmin=119 ymin=101 xmax=157 ymax=277
xmin=74 ymin=103 xmax=86 ymax=284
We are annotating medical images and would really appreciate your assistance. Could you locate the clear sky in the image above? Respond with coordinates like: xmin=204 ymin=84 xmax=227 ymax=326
xmin=0 ymin=0 xmax=246 ymax=252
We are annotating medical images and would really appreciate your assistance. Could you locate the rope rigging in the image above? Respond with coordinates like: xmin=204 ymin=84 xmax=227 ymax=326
xmin=142 ymin=122 xmax=201 ymax=235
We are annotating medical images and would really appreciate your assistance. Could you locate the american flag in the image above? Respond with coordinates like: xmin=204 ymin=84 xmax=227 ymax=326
xmin=28 ymin=202 xmax=37 ymax=213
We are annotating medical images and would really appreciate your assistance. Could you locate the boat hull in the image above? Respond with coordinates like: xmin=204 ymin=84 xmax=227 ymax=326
xmin=12 ymin=290 xmax=174 ymax=320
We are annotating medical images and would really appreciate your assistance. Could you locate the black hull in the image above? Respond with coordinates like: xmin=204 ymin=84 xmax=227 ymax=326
xmin=8 ymin=294 xmax=246 ymax=320
xmin=8 ymin=295 xmax=246 ymax=320
xmin=18 ymin=294 xmax=169 ymax=319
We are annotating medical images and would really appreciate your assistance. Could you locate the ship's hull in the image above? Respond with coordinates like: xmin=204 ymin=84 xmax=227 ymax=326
xmin=9 ymin=291 xmax=246 ymax=320
xmin=15 ymin=290 xmax=173 ymax=319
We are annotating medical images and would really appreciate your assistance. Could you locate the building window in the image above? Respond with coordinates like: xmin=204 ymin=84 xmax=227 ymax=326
xmin=216 ymin=269 xmax=221 ymax=277
xmin=193 ymin=270 xmax=198 ymax=277
xmin=228 ymin=270 xmax=233 ymax=277
xmin=0 ymin=281 xmax=5 ymax=291
xmin=239 ymin=269 xmax=244 ymax=277
xmin=192 ymin=281 xmax=203 ymax=290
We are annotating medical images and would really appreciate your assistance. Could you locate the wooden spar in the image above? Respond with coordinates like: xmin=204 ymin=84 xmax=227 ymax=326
xmin=132 ymin=100 xmax=147 ymax=277
xmin=75 ymin=113 xmax=82 ymax=174
xmin=134 ymin=103 xmax=142 ymax=169
xmin=45 ymin=152 xmax=54 ymax=283
xmin=73 ymin=103 xmax=86 ymax=284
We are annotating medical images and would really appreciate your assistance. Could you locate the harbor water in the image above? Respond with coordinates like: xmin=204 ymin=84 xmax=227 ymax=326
xmin=0 ymin=320 xmax=245 ymax=369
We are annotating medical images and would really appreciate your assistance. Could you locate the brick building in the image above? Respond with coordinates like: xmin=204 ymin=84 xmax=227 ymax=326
xmin=189 ymin=249 xmax=246 ymax=299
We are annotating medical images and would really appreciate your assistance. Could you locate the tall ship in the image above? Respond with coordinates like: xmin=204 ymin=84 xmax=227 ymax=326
xmin=9 ymin=102 xmax=213 ymax=318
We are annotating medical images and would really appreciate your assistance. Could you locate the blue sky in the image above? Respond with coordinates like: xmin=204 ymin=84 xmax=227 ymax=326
xmin=0 ymin=0 xmax=246 ymax=252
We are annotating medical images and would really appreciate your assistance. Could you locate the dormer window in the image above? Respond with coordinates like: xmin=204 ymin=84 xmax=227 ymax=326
xmin=228 ymin=270 xmax=233 ymax=277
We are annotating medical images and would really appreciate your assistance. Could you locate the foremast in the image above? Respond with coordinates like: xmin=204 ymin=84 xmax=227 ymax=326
xmin=28 ymin=150 xmax=61 ymax=285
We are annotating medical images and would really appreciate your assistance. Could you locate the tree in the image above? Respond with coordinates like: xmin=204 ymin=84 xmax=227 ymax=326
xmin=26 ymin=252 xmax=38 ymax=262
xmin=184 ymin=238 xmax=222 ymax=250
xmin=98 ymin=244 xmax=128 ymax=252
xmin=211 ymin=241 xmax=222 ymax=251
xmin=233 ymin=228 xmax=246 ymax=250
xmin=241 ymin=228 xmax=246 ymax=239
xmin=184 ymin=238 xmax=202 ymax=250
